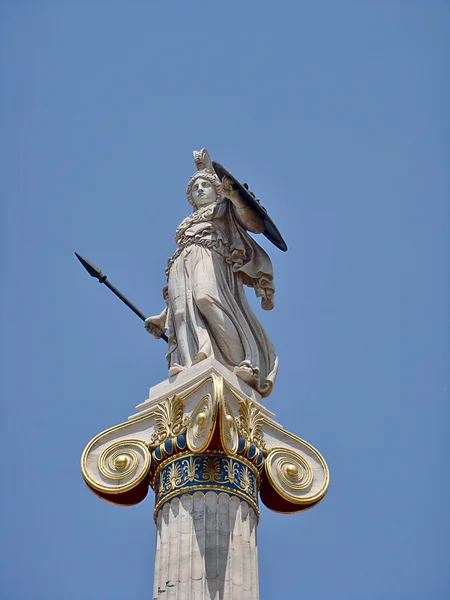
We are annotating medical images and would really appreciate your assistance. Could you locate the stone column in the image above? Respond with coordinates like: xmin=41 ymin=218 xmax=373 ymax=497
xmin=153 ymin=491 xmax=259 ymax=600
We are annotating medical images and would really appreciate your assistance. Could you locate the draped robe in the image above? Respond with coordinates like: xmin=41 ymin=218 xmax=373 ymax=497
xmin=165 ymin=198 xmax=278 ymax=397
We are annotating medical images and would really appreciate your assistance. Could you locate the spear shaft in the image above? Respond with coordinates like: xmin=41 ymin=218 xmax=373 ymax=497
xmin=74 ymin=252 xmax=168 ymax=343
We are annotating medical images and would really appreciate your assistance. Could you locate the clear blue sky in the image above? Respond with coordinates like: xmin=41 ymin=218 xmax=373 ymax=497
xmin=1 ymin=2 xmax=449 ymax=599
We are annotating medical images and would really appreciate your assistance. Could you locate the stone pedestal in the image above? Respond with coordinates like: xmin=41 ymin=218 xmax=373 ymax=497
xmin=81 ymin=358 xmax=329 ymax=599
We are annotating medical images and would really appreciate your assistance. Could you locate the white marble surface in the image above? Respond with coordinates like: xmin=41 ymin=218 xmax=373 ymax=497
xmin=153 ymin=492 xmax=259 ymax=600
xmin=131 ymin=356 xmax=276 ymax=421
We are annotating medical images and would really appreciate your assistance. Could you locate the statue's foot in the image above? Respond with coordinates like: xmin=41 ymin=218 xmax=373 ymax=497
xmin=234 ymin=361 xmax=260 ymax=387
xmin=191 ymin=352 xmax=207 ymax=366
xmin=169 ymin=363 xmax=186 ymax=377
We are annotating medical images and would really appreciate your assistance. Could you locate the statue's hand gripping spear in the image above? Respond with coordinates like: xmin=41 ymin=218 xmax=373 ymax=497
xmin=74 ymin=253 xmax=168 ymax=343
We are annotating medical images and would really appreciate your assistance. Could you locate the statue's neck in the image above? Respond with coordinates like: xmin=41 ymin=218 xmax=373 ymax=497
xmin=193 ymin=197 xmax=226 ymax=214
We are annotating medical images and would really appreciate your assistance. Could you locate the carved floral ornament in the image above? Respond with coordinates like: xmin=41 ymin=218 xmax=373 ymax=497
xmin=147 ymin=377 xmax=266 ymax=459
xmin=235 ymin=397 xmax=267 ymax=452
xmin=150 ymin=395 xmax=189 ymax=445
xmin=152 ymin=452 xmax=260 ymax=519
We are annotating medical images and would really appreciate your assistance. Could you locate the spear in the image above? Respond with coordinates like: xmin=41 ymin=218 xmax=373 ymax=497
xmin=74 ymin=252 xmax=168 ymax=343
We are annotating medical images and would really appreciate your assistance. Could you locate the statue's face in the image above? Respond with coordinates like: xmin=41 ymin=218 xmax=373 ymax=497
xmin=191 ymin=177 xmax=217 ymax=207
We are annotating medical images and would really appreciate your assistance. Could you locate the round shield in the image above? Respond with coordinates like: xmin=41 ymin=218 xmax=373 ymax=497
xmin=213 ymin=161 xmax=288 ymax=252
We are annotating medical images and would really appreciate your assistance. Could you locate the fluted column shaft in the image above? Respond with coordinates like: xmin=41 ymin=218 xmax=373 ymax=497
xmin=153 ymin=491 xmax=259 ymax=600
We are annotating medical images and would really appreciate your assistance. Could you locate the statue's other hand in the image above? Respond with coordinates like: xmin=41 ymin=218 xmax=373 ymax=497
xmin=222 ymin=175 xmax=239 ymax=200
xmin=144 ymin=316 xmax=165 ymax=339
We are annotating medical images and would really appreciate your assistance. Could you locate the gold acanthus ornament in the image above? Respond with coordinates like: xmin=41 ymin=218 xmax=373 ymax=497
xmin=223 ymin=457 xmax=239 ymax=485
xmin=235 ymin=398 xmax=266 ymax=451
xmin=150 ymin=396 xmax=189 ymax=445
xmin=239 ymin=465 xmax=254 ymax=495
xmin=202 ymin=456 xmax=221 ymax=482
xmin=182 ymin=456 xmax=202 ymax=482
xmin=166 ymin=461 xmax=183 ymax=491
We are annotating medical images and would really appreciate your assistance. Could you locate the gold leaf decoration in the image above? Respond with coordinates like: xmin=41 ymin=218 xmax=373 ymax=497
xmin=202 ymin=456 xmax=221 ymax=482
xmin=182 ymin=456 xmax=201 ymax=482
xmin=157 ymin=470 xmax=166 ymax=495
xmin=220 ymin=395 xmax=239 ymax=454
xmin=239 ymin=465 xmax=253 ymax=495
xmin=151 ymin=396 xmax=189 ymax=445
xmin=193 ymin=400 xmax=210 ymax=439
xmin=236 ymin=399 xmax=266 ymax=451
xmin=223 ymin=458 xmax=239 ymax=485
xmin=166 ymin=461 xmax=182 ymax=491
xmin=264 ymin=448 xmax=316 ymax=504
xmin=186 ymin=393 xmax=216 ymax=453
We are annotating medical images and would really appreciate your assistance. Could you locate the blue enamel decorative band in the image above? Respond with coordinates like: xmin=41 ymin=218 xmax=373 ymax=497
xmin=152 ymin=453 xmax=260 ymax=518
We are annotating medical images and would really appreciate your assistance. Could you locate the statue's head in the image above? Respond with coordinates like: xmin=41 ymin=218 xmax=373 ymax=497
xmin=190 ymin=176 xmax=218 ymax=207
xmin=186 ymin=149 xmax=223 ymax=208
xmin=187 ymin=172 xmax=222 ymax=207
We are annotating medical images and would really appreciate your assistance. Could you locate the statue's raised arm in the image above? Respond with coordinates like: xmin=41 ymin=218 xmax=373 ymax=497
xmin=221 ymin=174 xmax=265 ymax=234
xmin=213 ymin=159 xmax=288 ymax=252
xmin=146 ymin=149 xmax=287 ymax=397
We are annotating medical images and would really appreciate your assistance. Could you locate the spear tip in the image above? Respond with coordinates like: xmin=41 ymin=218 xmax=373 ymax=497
xmin=74 ymin=252 xmax=104 ymax=280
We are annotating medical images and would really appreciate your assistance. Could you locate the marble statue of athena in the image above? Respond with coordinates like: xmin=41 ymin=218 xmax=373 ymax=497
xmin=145 ymin=149 xmax=278 ymax=397
xmin=81 ymin=149 xmax=329 ymax=600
